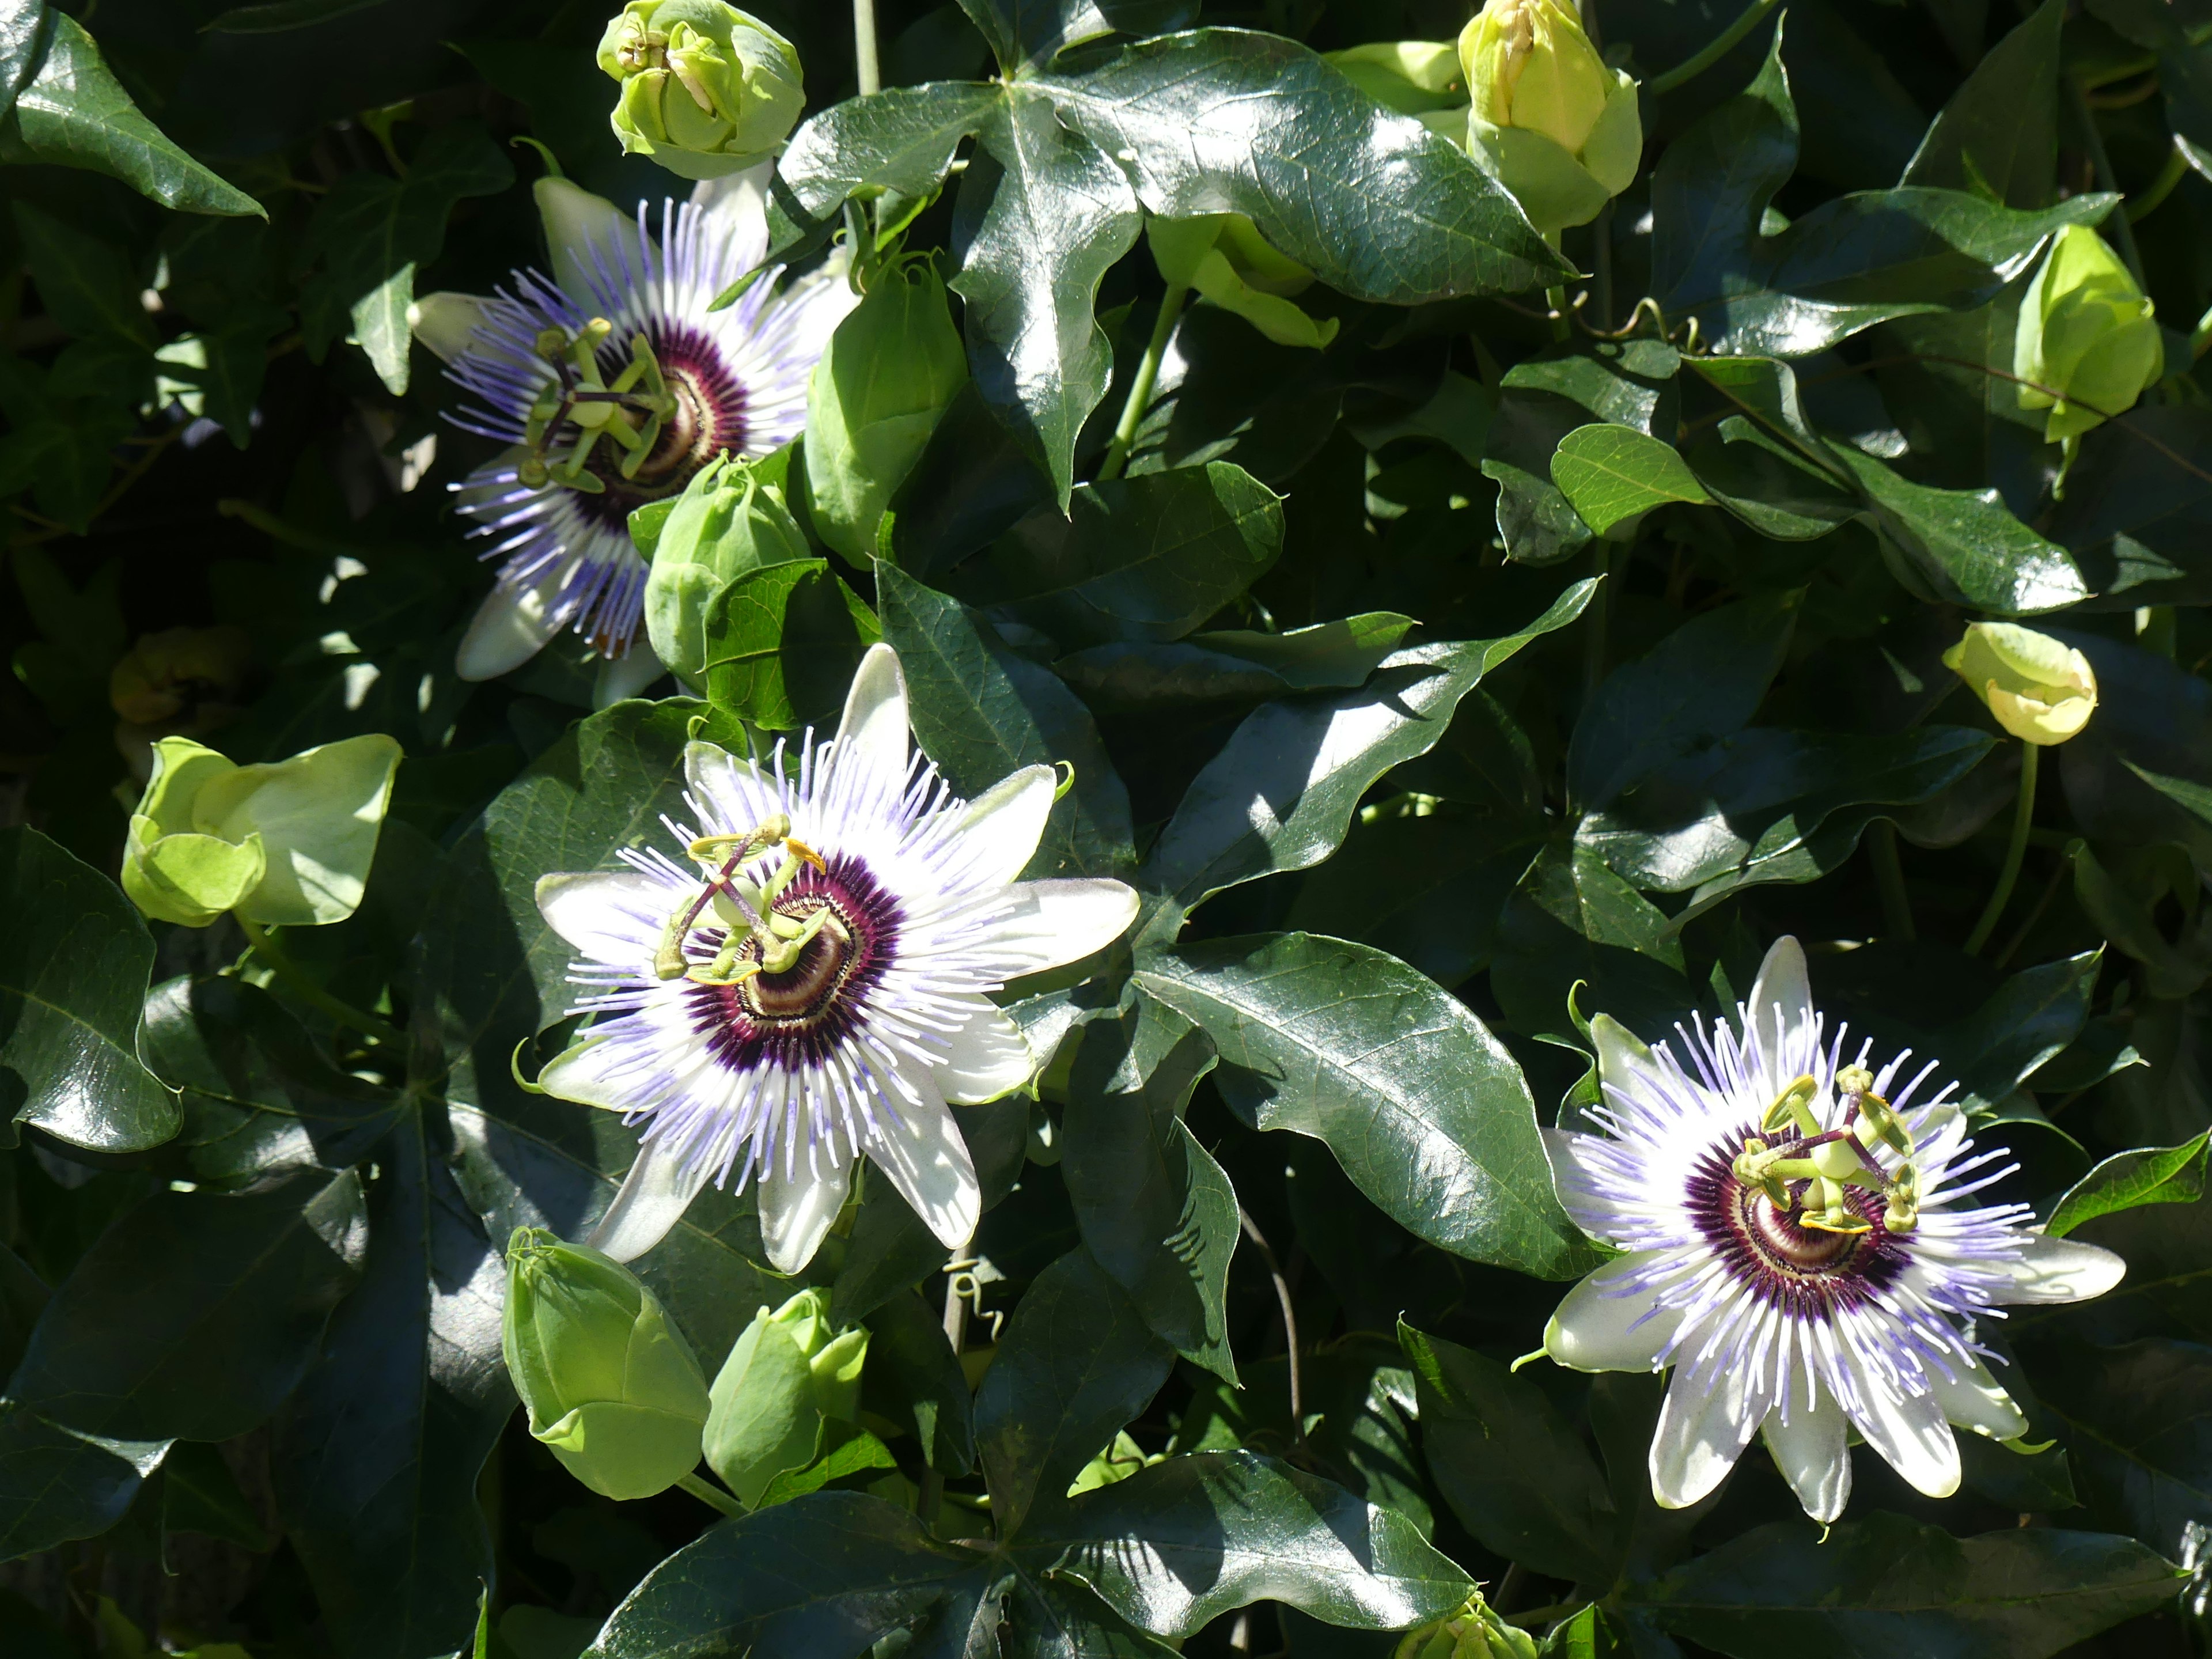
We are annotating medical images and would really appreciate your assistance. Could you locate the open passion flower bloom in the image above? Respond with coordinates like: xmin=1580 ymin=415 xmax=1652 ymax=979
xmin=1540 ymin=937 xmax=2124 ymax=1522
xmin=532 ymin=643 xmax=1139 ymax=1273
xmin=413 ymin=172 xmax=855 ymax=694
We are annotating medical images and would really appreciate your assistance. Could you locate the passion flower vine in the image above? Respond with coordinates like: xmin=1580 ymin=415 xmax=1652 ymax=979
xmin=413 ymin=172 xmax=856 ymax=692
xmin=530 ymin=643 xmax=1139 ymax=1274
xmin=1539 ymin=937 xmax=2124 ymax=1522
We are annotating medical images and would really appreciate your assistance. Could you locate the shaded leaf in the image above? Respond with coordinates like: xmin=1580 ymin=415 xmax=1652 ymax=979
xmin=2050 ymin=1134 xmax=2211 ymax=1237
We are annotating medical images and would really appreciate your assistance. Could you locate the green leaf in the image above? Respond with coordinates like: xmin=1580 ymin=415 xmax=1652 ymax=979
xmin=1900 ymin=0 xmax=2062 ymax=208
xmin=860 ymin=1287 xmax=975 ymax=1475
xmin=974 ymin=1245 xmax=1173 ymax=1540
xmin=2124 ymin=759 xmax=2212 ymax=830
xmin=12 ymin=201 xmax=151 ymax=347
xmin=1190 ymin=613 xmax=1418 ymax=688
xmin=0 ymin=0 xmax=44 ymax=122
xmin=0 ymin=826 xmax=179 ymax=1153
xmin=948 ymin=461 xmax=1283 ymax=647
xmin=2022 ymin=1337 xmax=2212 ymax=1547
xmin=2050 ymin=1134 xmax=2211 ymax=1237
xmin=950 ymin=87 xmax=1142 ymax=507
xmin=1939 ymin=948 xmax=2103 ymax=1110
xmin=1834 ymin=444 xmax=2089 ymax=615
xmin=1040 ymin=1449 xmax=1474 ymax=1638
xmin=0 ymin=15 xmax=262 ymax=217
xmin=0 ymin=1408 xmax=167 ymax=1565
xmin=766 ymin=82 xmax=1006 ymax=256
xmin=700 ymin=559 xmax=880 ymax=732
xmin=876 ymin=563 xmax=1136 ymax=880
xmin=164 ymin=1438 xmax=272 ymax=1549
xmin=1042 ymin=30 xmax=1570 ymax=301
xmin=1137 ymin=931 xmax=1598 ymax=1279
xmin=1138 ymin=584 xmax=1594 ymax=941
xmin=1490 ymin=840 xmax=1692 ymax=1044
xmin=1627 ymin=1512 xmax=2184 ymax=1657
xmin=1551 ymin=424 xmax=1712 ymax=536
xmin=1400 ymin=1321 xmax=1619 ymax=1587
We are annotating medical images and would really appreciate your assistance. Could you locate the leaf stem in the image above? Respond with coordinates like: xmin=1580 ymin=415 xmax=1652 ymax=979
xmin=1648 ymin=0 xmax=1782 ymax=96
xmin=236 ymin=916 xmax=404 ymax=1046
xmin=677 ymin=1471 xmax=746 ymax=1518
xmin=1868 ymin=820 xmax=1915 ymax=943
xmin=1096 ymin=285 xmax=1187 ymax=483
xmin=852 ymin=0 xmax=880 ymax=96
xmin=1964 ymin=741 xmax=2039 ymax=956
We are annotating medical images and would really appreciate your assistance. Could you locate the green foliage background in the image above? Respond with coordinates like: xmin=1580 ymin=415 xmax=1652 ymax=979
xmin=3 ymin=0 xmax=2212 ymax=1654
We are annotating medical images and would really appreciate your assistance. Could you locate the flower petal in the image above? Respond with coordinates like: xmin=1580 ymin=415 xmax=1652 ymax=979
xmin=1762 ymin=1382 xmax=1851 ymax=1523
xmin=986 ymin=879 xmax=1141 ymax=977
xmin=865 ymin=1067 xmax=981 ymax=1250
xmin=689 ymin=161 xmax=772 ymax=272
xmin=587 ymin=1139 xmax=709 ymax=1263
xmin=594 ymin=646 xmax=667 ymax=709
xmin=949 ymin=765 xmax=1057 ymax=889
xmin=1541 ymin=1127 xmax=1616 ymax=1234
xmin=758 ymin=1151 xmax=854 ymax=1275
xmin=538 ymin=1028 xmax=662 ymax=1112
xmin=684 ymin=739 xmax=786 ymax=837
xmin=1744 ymin=934 xmax=1816 ymax=1093
xmin=536 ymin=177 xmax=650 ymax=312
xmin=1988 ymin=1234 xmax=2127 ymax=1305
xmin=1545 ymin=1252 xmax=1687 ymax=1373
xmin=536 ymin=872 xmax=666 ymax=963
xmin=1926 ymin=1350 xmax=2028 ymax=1442
xmin=1843 ymin=1360 xmax=1960 ymax=1499
xmin=834 ymin=642 xmax=908 ymax=778
xmin=408 ymin=291 xmax=492 ymax=364
xmin=1650 ymin=1360 xmax=1759 ymax=1509
xmin=457 ymin=566 xmax=570 ymax=681
xmin=932 ymin=997 xmax=1037 ymax=1105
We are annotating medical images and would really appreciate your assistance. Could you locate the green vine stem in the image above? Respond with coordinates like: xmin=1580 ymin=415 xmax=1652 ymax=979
xmin=1648 ymin=0 xmax=1783 ymax=96
xmin=1868 ymin=820 xmax=1916 ymax=944
xmin=236 ymin=916 xmax=405 ymax=1046
xmin=1097 ymin=285 xmax=1188 ymax=483
xmin=677 ymin=1471 xmax=746 ymax=1518
xmin=1964 ymin=741 xmax=2039 ymax=956
xmin=852 ymin=0 xmax=880 ymax=96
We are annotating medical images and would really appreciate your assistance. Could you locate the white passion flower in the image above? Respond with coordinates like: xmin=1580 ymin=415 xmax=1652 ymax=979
xmin=1540 ymin=937 xmax=2124 ymax=1522
xmin=412 ymin=168 xmax=856 ymax=697
xmin=532 ymin=643 xmax=1139 ymax=1274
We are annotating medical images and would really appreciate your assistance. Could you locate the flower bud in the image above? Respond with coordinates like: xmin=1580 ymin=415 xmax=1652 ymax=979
xmin=1941 ymin=622 xmax=2098 ymax=745
xmin=109 ymin=626 xmax=252 ymax=728
xmin=1325 ymin=40 xmax=1465 ymax=114
xmin=502 ymin=1228 xmax=711 ymax=1501
xmin=639 ymin=450 xmax=813 ymax=682
xmin=802 ymin=260 xmax=968 ymax=559
xmin=1393 ymin=1592 xmax=1537 ymax=1659
xmin=1457 ymin=0 xmax=1640 ymax=233
xmin=1147 ymin=214 xmax=1340 ymax=350
xmin=2013 ymin=224 xmax=2162 ymax=445
xmin=597 ymin=1 xmax=804 ymax=180
xmin=702 ymin=1287 xmax=868 ymax=1509
xmin=121 ymin=733 xmax=401 ymax=929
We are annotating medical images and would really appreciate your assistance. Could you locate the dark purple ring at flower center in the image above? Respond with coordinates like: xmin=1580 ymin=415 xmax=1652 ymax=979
xmin=571 ymin=323 xmax=749 ymax=528
xmin=1687 ymin=1126 xmax=1905 ymax=1320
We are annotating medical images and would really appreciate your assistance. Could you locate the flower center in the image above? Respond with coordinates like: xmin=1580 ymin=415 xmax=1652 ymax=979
xmin=734 ymin=898 xmax=857 ymax=1022
xmin=1742 ymin=1185 xmax=1870 ymax=1274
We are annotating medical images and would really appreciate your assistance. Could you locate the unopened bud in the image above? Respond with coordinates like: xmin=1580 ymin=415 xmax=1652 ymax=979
xmin=597 ymin=1 xmax=804 ymax=180
xmin=703 ymin=1287 xmax=869 ymax=1509
xmin=2014 ymin=224 xmax=2162 ymax=446
xmin=1941 ymin=622 xmax=2099 ymax=745
xmin=1457 ymin=0 xmax=1640 ymax=233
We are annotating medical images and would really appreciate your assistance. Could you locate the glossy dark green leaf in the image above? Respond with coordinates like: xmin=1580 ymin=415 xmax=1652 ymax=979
xmin=948 ymin=461 xmax=1282 ymax=647
xmin=958 ymin=0 xmax=1194 ymax=73
xmin=585 ymin=1491 xmax=985 ymax=1658
xmin=974 ymin=1245 xmax=1173 ymax=1540
xmin=0 ymin=825 xmax=179 ymax=1153
xmin=12 ymin=202 xmax=149 ymax=347
xmin=1627 ymin=1511 xmax=2184 ymax=1656
xmin=766 ymin=82 xmax=1005 ymax=255
xmin=1138 ymin=584 xmax=1593 ymax=941
xmin=1940 ymin=949 xmax=2102 ymax=1109
xmin=2050 ymin=1134 xmax=2211 ymax=1237
xmin=1836 ymin=446 xmax=2089 ymax=614
xmin=951 ymin=88 xmax=1141 ymax=506
xmin=1137 ymin=931 xmax=1597 ymax=1278
xmin=701 ymin=558 xmax=880 ymax=732
xmin=1042 ymin=31 xmax=1569 ymax=302
xmin=885 ymin=380 xmax=1058 ymax=581
xmin=1490 ymin=840 xmax=1692 ymax=1044
xmin=0 ymin=16 xmax=262 ymax=217
xmin=1551 ymin=424 xmax=1711 ymax=536
xmin=861 ymin=1287 xmax=975 ymax=1476
xmin=2024 ymin=1337 xmax=2212 ymax=1548
xmin=1483 ymin=387 xmax=1597 ymax=567
xmin=1003 ymin=1577 xmax=1183 ymax=1659
xmin=1567 ymin=592 xmax=1800 ymax=813
xmin=1899 ymin=0 xmax=2061 ymax=208
xmin=1504 ymin=343 xmax=1683 ymax=437
xmin=0 ymin=1407 xmax=166 ymax=1565
xmin=1400 ymin=1321 xmax=1619 ymax=1586
xmin=877 ymin=563 xmax=1136 ymax=880
xmin=9 ymin=1170 xmax=363 ymax=1442
xmin=163 ymin=1438 xmax=271 ymax=1548
xmin=1041 ymin=1449 xmax=1474 ymax=1638
xmin=0 ymin=0 xmax=44 ymax=120
xmin=1687 ymin=418 xmax=1862 ymax=540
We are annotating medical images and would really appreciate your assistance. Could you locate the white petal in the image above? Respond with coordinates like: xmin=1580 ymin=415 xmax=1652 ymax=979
xmin=758 ymin=1153 xmax=853 ymax=1275
xmin=1744 ymin=934 xmax=1816 ymax=1093
xmin=456 ymin=570 xmax=568 ymax=681
xmin=1541 ymin=1127 xmax=1613 ymax=1232
xmin=587 ymin=1139 xmax=709 ymax=1263
xmin=684 ymin=738 xmax=785 ymax=835
xmin=536 ymin=177 xmax=650 ymax=310
xmin=538 ymin=1029 xmax=657 ymax=1112
xmin=1761 ymin=1383 xmax=1851 ymax=1523
xmin=535 ymin=872 xmax=666 ymax=963
xmin=834 ymin=642 xmax=908 ymax=778
xmin=1590 ymin=1013 xmax=1664 ymax=1107
xmin=690 ymin=161 xmax=772 ymax=272
xmin=987 ymin=879 xmax=1141 ymax=976
xmin=1926 ymin=1351 xmax=2028 ymax=1441
xmin=594 ymin=646 xmax=666 ymax=709
xmin=1544 ymin=1253 xmax=1686 ymax=1373
xmin=1988 ymin=1234 xmax=2127 ymax=1305
xmin=950 ymin=765 xmax=1058 ymax=889
xmin=408 ymin=291 xmax=491 ymax=364
xmin=1650 ymin=1361 xmax=1760 ymax=1509
xmin=933 ymin=997 xmax=1037 ymax=1105
xmin=865 ymin=1067 xmax=981 ymax=1251
xmin=1843 ymin=1361 xmax=1960 ymax=1498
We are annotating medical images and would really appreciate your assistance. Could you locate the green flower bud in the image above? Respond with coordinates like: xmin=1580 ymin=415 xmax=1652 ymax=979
xmin=802 ymin=260 xmax=968 ymax=559
xmin=1941 ymin=621 xmax=2099 ymax=745
xmin=1147 ymin=213 xmax=1340 ymax=350
xmin=2013 ymin=224 xmax=2162 ymax=445
xmin=1392 ymin=1593 xmax=1537 ymax=1659
xmin=597 ymin=1 xmax=804 ymax=180
xmin=502 ymin=1228 xmax=711 ymax=1502
xmin=702 ymin=1286 xmax=868 ymax=1509
xmin=1324 ymin=40 xmax=1465 ymax=114
xmin=121 ymin=733 xmax=400 ymax=929
xmin=1457 ymin=0 xmax=1641 ymax=233
xmin=639 ymin=448 xmax=813 ymax=682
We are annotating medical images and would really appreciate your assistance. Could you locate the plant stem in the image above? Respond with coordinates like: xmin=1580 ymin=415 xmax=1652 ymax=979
xmin=237 ymin=917 xmax=405 ymax=1046
xmin=2068 ymin=75 xmax=2146 ymax=282
xmin=2127 ymin=137 xmax=2191 ymax=224
xmin=1964 ymin=742 xmax=2039 ymax=956
xmin=1869 ymin=820 xmax=1915 ymax=943
xmin=1096 ymin=285 xmax=1187 ymax=483
xmin=1581 ymin=541 xmax=1616 ymax=705
xmin=1649 ymin=0 xmax=1783 ymax=96
xmin=677 ymin=1471 xmax=746 ymax=1518
xmin=1237 ymin=1206 xmax=1304 ymax=1452
xmin=853 ymin=0 xmax=880 ymax=95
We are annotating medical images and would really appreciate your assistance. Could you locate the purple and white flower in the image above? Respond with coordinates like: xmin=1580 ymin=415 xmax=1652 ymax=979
xmin=414 ymin=171 xmax=855 ymax=695
xmin=1541 ymin=936 xmax=2124 ymax=1522
xmin=530 ymin=643 xmax=1139 ymax=1274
